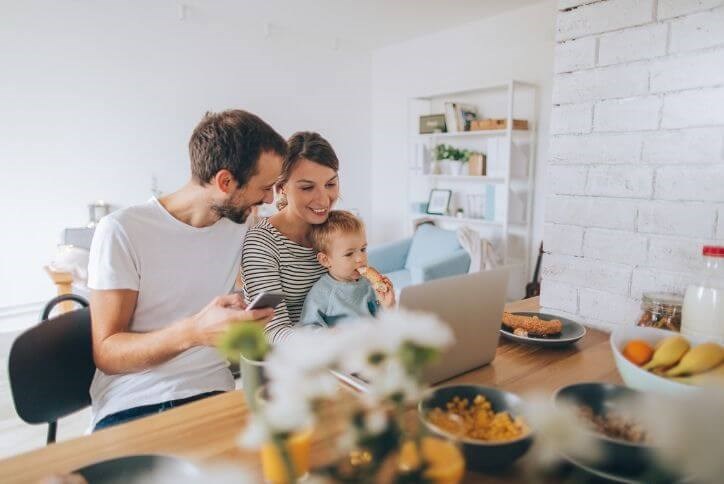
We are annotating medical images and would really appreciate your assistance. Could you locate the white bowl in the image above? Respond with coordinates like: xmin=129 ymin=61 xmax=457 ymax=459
xmin=610 ymin=326 xmax=707 ymax=396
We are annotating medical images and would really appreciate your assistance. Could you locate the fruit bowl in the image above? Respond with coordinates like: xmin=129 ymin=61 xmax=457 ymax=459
xmin=610 ymin=326 xmax=711 ymax=395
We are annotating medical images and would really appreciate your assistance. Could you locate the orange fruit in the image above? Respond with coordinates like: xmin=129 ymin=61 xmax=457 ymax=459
xmin=399 ymin=437 xmax=465 ymax=484
xmin=623 ymin=340 xmax=654 ymax=366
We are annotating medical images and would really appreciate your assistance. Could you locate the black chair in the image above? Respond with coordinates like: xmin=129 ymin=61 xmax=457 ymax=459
xmin=8 ymin=294 xmax=95 ymax=444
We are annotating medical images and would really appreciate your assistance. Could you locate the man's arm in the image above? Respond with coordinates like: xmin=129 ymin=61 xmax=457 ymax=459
xmin=91 ymin=290 xmax=273 ymax=375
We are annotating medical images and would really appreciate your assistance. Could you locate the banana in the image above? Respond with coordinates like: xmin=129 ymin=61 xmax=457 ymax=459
xmin=671 ymin=363 xmax=724 ymax=388
xmin=666 ymin=343 xmax=724 ymax=377
xmin=643 ymin=335 xmax=690 ymax=371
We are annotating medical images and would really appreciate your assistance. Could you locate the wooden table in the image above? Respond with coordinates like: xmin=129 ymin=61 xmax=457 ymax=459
xmin=0 ymin=297 xmax=622 ymax=483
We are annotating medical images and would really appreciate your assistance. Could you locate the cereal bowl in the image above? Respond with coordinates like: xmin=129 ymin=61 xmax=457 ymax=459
xmin=418 ymin=384 xmax=533 ymax=471
xmin=554 ymin=382 xmax=657 ymax=476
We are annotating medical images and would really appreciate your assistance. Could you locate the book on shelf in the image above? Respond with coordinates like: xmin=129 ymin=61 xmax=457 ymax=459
xmin=443 ymin=102 xmax=478 ymax=132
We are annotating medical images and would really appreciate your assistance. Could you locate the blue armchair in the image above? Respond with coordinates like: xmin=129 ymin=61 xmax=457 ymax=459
xmin=367 ymin=224 xmax=471 ymax=290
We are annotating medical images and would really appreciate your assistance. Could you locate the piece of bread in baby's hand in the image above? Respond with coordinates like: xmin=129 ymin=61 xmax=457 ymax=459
xmin=357 ymin=266 xmax=389 ymax=293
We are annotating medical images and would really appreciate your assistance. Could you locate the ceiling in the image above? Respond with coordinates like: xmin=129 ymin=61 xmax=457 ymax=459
xmin=200 ymin=0 xmax=546 ymax=50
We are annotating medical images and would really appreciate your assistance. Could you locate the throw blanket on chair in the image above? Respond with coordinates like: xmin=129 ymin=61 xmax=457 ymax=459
xmin=456 ymin=227 xmax=498 ymax=273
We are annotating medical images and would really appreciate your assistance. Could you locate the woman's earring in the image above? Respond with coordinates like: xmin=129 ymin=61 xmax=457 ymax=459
xmin=276 ymin=192 xmax=288 ymax=211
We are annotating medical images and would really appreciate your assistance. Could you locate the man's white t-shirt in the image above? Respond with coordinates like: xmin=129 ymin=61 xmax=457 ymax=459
xmin=87 ymin=198 xmax=246 ymax=427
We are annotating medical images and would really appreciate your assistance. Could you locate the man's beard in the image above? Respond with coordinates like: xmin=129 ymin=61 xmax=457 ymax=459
xmin=211 ymin=200 xmax=252 ymax=224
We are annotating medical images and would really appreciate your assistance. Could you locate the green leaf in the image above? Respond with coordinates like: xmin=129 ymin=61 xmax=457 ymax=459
xmin=399 ymin=343 xmax=439 ymax=373
xmin=218 ymin=323 xmax=268 ymax=362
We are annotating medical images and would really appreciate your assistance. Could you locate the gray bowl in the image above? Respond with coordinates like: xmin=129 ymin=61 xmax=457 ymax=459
xmin=76 ymin=454 xmax=199 ymax=483
xmin=554 ymin=382 xmax=674 ymax=479
xmin=418 ymin=384 xmax=533 ymax=471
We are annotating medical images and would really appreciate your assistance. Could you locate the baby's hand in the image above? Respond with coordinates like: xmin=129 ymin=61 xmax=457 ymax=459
xmin=377 ymin=277 xmax=396 ymax=308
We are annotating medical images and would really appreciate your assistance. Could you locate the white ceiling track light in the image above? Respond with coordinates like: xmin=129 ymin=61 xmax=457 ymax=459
xmin=177 ymin=3 xmax=187 ymax=21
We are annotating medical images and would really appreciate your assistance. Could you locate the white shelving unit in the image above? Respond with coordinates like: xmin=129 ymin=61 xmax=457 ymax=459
xmin=406 ymin=80 xmax=538 ymax=299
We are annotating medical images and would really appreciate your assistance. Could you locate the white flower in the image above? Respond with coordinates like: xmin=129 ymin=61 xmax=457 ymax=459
xmin=374 ymin=308 xmax=455 ymax=353
xmin=236 ymin=416 xmax=269 ymax=449
xmin=636 ymin=389 xmax=724 ymax=483
xmin=266 ymin=328 xmax=342 ymax=376
xmin=364 ymin=408 xmax=389 ymax=435
xmin=263 ymin=396 xmax=313 ymax=434
xmin=523 ymin=395 xmax=602 ymax=470
xmin=365 ymin=358 xmax=421 ymax=404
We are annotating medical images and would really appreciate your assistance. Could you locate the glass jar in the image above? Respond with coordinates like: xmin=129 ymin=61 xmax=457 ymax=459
xmin=682 ymin=245 xmax=724 ymax=342
xmin=636 ymin=292 xmax=683 ymax=331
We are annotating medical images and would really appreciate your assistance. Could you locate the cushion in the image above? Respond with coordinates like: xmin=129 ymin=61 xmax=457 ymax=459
xmin=385 ymin=269 xmax=412 ymax=291
xmin=404 ymin=224 xmax=463 ymax=270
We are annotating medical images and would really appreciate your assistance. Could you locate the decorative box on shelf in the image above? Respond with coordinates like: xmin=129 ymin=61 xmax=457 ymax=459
xmin=470 ymin=119 xmax=529 ymax=131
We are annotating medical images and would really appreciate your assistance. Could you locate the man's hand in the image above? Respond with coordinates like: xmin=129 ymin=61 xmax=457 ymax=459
xmin=187 ymin=293 xmax=275 ymax=347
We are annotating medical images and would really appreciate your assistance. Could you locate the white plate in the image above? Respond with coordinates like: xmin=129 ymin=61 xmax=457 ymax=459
xmin=500 ymin=312 xmax=586 ymax=347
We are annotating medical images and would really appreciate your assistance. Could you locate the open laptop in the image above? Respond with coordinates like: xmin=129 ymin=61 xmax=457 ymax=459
xmin=332 ymin=268 xmax=509 ymax=391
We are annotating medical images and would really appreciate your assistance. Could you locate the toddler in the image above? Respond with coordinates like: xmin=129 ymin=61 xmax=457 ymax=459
xmin=299 ymin=210 xmax=395 ymax=328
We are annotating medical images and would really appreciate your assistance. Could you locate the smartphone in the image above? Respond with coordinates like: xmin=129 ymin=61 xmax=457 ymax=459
xmin=247 ymin=291 xmax=285 ymax=310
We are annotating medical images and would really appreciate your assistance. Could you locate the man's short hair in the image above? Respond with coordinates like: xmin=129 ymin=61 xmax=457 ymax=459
xmin=188 ymin=109 xmax=287 ymax=186
xmin=309 ymin=210 xmax=365 ymax=253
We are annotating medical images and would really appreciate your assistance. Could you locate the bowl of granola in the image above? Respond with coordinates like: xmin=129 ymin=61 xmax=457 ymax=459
xmin=554 ymin=382 xmax=658 ymax=477
xmin=418 ymin=385 xmax=533 ymax=470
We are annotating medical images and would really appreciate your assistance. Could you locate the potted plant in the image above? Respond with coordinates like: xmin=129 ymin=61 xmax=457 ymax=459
xmin=433 ymin=144 xmax=475 ymax=176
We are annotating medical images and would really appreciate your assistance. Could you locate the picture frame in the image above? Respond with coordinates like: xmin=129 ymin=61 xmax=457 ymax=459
xmin=419 ymin=114 xmax=447 ymax=134
xmin=426 ymin=189 xmax=452 ymax=215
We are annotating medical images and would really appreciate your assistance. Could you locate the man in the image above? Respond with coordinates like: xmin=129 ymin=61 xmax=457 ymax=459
xmin=88 ymin=110 xmax=286 ymax=430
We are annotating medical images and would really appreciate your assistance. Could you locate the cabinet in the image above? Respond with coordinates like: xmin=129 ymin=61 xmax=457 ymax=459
xmin=406 ymin=80 xmax=537 ymax=298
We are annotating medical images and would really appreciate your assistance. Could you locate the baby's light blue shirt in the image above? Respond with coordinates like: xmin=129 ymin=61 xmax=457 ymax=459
xmin=298 ymin=273 xmax=378 ymax=328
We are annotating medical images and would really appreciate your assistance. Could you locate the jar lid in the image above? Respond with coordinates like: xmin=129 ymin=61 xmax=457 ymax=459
xmin=642 ymin=292 xmax=684 ymax=306
xmin=703 ymin=245 xmax=724 ymax=257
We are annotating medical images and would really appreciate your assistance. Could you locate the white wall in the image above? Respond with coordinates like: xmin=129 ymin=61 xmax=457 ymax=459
xmin=541 ymin=0 xmax=724 ymax=330
xmin=369 ymin=0 xmax=557 ymax=269
xmin=0 ymin=1 xmax=371 ymax=317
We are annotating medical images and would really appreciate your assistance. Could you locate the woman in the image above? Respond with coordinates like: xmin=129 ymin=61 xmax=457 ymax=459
xmin=241 ymin=131 xmax=340 ymax=343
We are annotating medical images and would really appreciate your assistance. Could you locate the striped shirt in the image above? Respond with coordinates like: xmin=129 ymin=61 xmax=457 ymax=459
xmin=240 ymin=218 xmax=327 ymax=343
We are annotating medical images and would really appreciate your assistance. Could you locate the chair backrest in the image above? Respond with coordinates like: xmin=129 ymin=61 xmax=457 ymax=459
xmin=404 ymin=223 xmax=464 ymax=270
xmin=8 ymin=295 xmax=95 ymax=425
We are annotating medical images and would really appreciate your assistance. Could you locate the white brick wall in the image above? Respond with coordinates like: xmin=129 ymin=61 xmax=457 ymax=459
xmin=542 ymin=253 xmax=633 ymax=295
xmin=637 ymin=201 xmax=718 ymax=237
xmin=630 ymin=267 xmax=699 ymax=296
xmin=546 ymin=164 xmax=588 ymax=195
xmin=586 ymin=165 xmax=653 ymax=198
xmin=556 ymin=0 xmax=654 ymax=41
xmin=655 ymin=165 xmax=724 ymax=202
xmin=544 ymin=223 xmax=585 ymax=255
xmin=540 ymin=279 xmax=579 ymax=314
xmin=550 ymin=102 xmax=593 ymax=134
xmin=545 ymin=195 xmax=638 ymax=230
xmin=583 ymin=228 xmax=648 ymax=264
xmin=553 ymin=63 xmax=650 ymax=104
xmin=658 ymin=0 xmax=724 ymax=20
xmin=598 ymin=24 xmax=667 ymax=66
xmin=593 ymin=96 xmax=662 ymax=132
xmin=642 ymin=128 xmax=723 ymax=163
xmin=669 ymin=7 xmax=724 ymax=53
xmin=661 ymin=87 xmax=724 ymax=128
xmin=555 ymin=37 xmax=597 ymax=74
xmin=579 ymin=288 xmax=641 ymax=324
xmin=550 ymin=133 xmax=642 ymax=163
xmin=542 ymin=1 xmax=724 ymax=331
xmin=651 ymin=49 xmax=724 ymax=93
xmin=648 ymin=235 xmax=716 ymax=271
